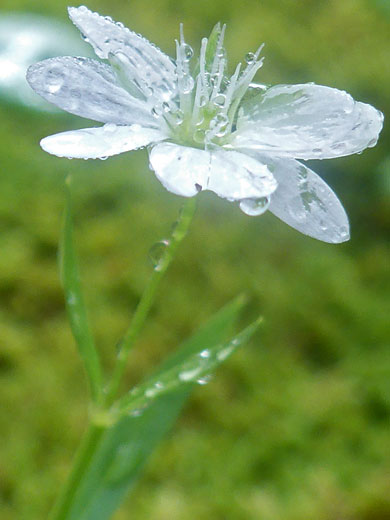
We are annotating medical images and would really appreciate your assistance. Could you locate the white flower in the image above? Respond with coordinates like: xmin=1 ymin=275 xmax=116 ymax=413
xmin=27 ymin=6 xmax=384 ymax=243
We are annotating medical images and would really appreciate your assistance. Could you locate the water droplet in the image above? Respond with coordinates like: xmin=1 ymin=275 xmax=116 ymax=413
xmin=217 ymin=345 xmax=235 ymax=362
xmin=162 ymin=102 xmax=170 ymax=112
xmin=213 ymin=94 xmax=226 ymax=107
xmin=245 ymin=52 xmax=256 ymax=64
xmin=99 ymin=156 xmax=108 ymax=161
xmin=289 ymin=197 xmax=307 ymax=222
xmin=103 ymin=123 xmax=117 ymax=133
xmin=149 ymin=240 xmax=170 ymax=270
xmin=46 ymin=74 xmax=65 ymax=94
xmin=183 ymin=43 xmax=194 ymax=61
xmin=239 ymin=197 xmax=270 ymax=216
xmin=193 ymin=129 xmax=206 ymax=144
xmin=200 ymin=349 xmax=211 ymax=359
xmin=172 ymin=109 xmax=184 ymax=126
xmin=67 ymin=292 xmax=76 ymax=306
xmin=182 ymin=75 xmax=195 ymax=94
xmin=179 ymin=367 xmax=201 ymax=382
xmin=145 ymin=387 xmax=157 ymax=398
xmin=197 ymin=374 xmax=212 ymax=385
xmin=151 ymin=106 xmax=161 ymax=118
xmin=339 ymin=226 xmax=349 ymax=239
xmin=320 ymin=220 xmax=328 ymax=231
xmin=199 ymin=95 xmax=208 ymax=108
xmin=214 ymin=113 xmax=229 ymax=126
xmin=130 ymin=408 xmax=144 ymax=418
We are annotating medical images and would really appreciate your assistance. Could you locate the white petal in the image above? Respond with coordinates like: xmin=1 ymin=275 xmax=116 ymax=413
xmin=149 ymin=143 xmax=277 ymax=200
xmin=68 ymin=6 xmax=176 ymax=101
xmin=233 ymin=83 xmax=383 ymax=160
xmin=41 ymin=124 xmax=166 ymax=159
xmin=27 ymin=57 xmax=155 ymax=126
xmin=248 ymin=153 xmax=350 ymax=243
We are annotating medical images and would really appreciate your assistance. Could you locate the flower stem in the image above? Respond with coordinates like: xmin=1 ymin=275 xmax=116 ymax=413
xmin=49 ymin=198 xmax=196 ymax=520
xmin=48 ymin=421 xmax=107 ymax=520
xmin=104 ymin=197 xmax=197 ymax=406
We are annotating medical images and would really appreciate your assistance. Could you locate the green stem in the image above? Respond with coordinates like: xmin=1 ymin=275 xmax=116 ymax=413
xmin=49 ymin=198 xmax=196 ymax=520
xmin=48 ymin=421 xmax=107 ymax=520
xmin=104 ymin=197 xmax=197 ymax=406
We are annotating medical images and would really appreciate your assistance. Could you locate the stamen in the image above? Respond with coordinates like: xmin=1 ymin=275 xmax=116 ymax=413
xmin=222 ymin=63 xmax=241 ymax=113
xmin=210 ymin=23 xmax=226 ymax=77
xmin=210 ymin=57 xmax=226 ymax=105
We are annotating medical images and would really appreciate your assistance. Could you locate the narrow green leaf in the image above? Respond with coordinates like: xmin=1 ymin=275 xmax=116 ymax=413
xmin=66 ymin=296 xmax=249 ymax=520
xmin=118 ymin=316 xmax=262 ymax=414
xmin=59 ymin=178 xmax=102 ymax=402
xmin=205 ymin=22 xmax=221 ymax=70
xmin=205 ymin=22 xmax=226 ymax=73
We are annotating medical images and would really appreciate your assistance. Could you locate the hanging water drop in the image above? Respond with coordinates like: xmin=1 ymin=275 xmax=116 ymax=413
xmin=149 ymin=240 xmax=170 ymax=271
xmin=199 ymin=349 xmax=211 ymax=359
xmin=239 ymin=197 xmax=270 ymax=216
xmin=162 ymin=102 xmax=170 ymax=112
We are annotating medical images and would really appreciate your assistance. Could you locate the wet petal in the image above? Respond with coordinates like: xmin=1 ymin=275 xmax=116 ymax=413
xmin=27 ymin=57 xmax=155 ymax=126
xmin=149 ymin=143 xmax=277 ymax=200
xmin=41 ymin=124 xmax=166 ymax=159
xmin=234 ymin=83 xmax=383 ymax=160
xmin=248 ymin=153 xmax=350 ymax=243
xmin=68 ymin=6 xmax=176 ymax=101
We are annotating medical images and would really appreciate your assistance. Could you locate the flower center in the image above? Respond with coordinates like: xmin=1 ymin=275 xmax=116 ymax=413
xmin=150 ymin=24 xmax=265 ymax=150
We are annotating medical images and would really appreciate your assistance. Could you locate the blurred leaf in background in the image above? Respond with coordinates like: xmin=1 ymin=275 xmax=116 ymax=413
xmin=0 ymin=12 xmax=93 ymax=111
xmin=0 ymin=1 xmax=389 ymax=520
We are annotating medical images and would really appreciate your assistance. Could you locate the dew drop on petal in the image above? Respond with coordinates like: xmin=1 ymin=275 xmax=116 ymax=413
xmin=199 ymin=349 xmax=211 ymax=359
xmin=239 ymin=197 xmax=270 ymax=216
xmin=149 ymin=240 xmax=170 ymax=270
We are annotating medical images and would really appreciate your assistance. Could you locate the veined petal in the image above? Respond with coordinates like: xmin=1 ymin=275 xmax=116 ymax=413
xmin=68 ymin=6 xmax=176 ymax=101
xmin=233 ymin=83 xmax=383 ymax=160
xmin=149 ymin=143 xmax=277 ymax=200
xmin=27 ymin=57 xmax=156 ymax=126
xmin=247 ymin=153 xmax=350 ymax=243
xmin=41 ymin=124 xmax=166 ymax=159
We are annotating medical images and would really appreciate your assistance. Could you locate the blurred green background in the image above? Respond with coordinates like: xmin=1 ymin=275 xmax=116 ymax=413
xmin=0 ymin=0 xmax=389 ymax=519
